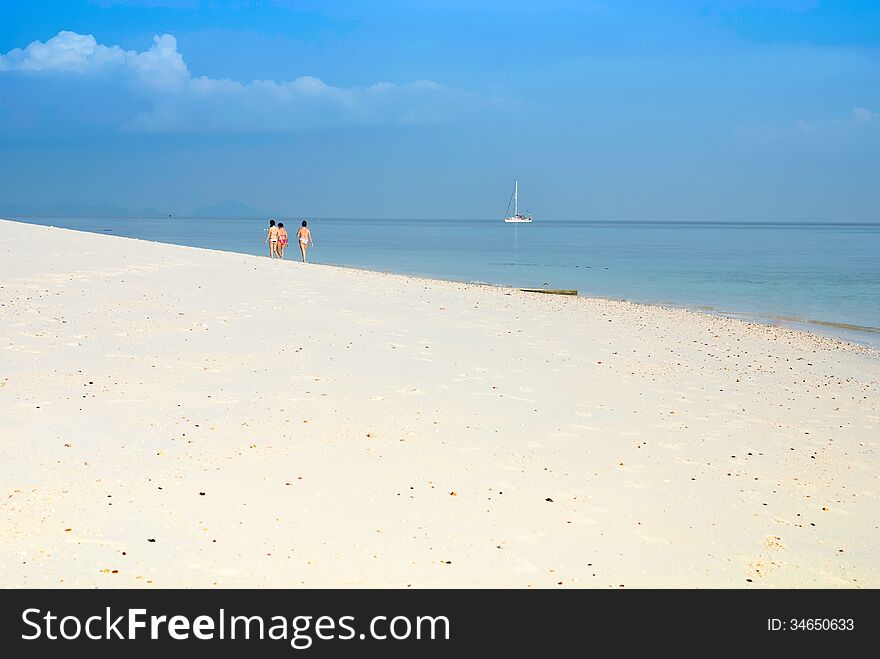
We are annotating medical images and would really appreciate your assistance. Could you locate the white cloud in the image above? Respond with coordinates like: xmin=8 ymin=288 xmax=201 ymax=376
xmin=793 ymin=107 xmax=879 ymax=133
xmin=0 ymin=31 xmax=121 ymax=72
xmin=0 ymin=31 xmax=188 ymax=90
xmin=734 ymin=105 xmax=879 ymax=149
xmin=0 ymin=31 xmax=496 ymax=132
xmin=852 ymin=107 xmax=878 ymax=124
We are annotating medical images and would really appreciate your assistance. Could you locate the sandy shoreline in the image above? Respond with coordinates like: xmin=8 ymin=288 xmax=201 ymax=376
xmin=1 ymin=218 xmax=878 ymax=588
xmin=11 ymin=218 xmax=880 ymax=348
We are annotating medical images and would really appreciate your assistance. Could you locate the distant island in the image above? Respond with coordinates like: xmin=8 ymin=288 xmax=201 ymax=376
xmin=0 ymin=199 xmax=281 ymax=219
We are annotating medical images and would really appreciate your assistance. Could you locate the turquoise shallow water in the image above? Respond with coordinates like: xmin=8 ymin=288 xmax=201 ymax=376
xmin=9 ymin=216 xmax=880 ymax=346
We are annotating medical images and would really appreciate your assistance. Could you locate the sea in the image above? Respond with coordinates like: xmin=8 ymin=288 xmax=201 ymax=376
xmin=10 ymin=215 xmax=880 ymax=348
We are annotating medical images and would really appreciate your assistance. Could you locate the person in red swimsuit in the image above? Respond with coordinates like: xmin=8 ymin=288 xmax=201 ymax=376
xmin=277 ymin=222 xmax=288 ymax=259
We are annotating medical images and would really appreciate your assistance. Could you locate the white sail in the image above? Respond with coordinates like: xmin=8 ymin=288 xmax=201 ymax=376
xmin=503 ymin=180 xmax=533 ymax=223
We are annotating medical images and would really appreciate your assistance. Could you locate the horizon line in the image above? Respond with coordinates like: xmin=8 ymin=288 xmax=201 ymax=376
xmin=4 ymin=213 xmax=880 ymax=225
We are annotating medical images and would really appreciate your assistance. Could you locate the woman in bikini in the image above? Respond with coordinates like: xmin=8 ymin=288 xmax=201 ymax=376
xmin=277 ymin=222 xmax=288 ymax=259
xmin=264 ymin=219 xmax=279 ymax=258
xmin=296 ymin=220 xmax=313 ymax=263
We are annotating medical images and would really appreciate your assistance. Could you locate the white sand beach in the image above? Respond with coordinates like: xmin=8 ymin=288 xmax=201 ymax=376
xmin=1 ymin=218 xmax=878 ymax=588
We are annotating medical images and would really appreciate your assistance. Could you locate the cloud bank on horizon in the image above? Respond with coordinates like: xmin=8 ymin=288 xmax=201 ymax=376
xmin=0 ymin=30 xmax=490 ymax=132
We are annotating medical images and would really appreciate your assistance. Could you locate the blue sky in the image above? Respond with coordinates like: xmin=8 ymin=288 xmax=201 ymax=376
xmin=1 ymin=0 xmax=878 ymax=219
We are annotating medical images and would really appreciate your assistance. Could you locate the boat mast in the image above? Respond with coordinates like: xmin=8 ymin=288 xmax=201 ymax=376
xmin=514 ymin=180 xmax=518 ymax=216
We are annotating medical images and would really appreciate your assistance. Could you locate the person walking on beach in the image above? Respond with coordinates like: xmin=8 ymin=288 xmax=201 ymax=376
xmin=265 ymin=219 xmax=279 ymax=258
xmin=277 ymin=222 xmax=288 ymax=259
xmin=296 ymin=220 xmax=313 ymax=263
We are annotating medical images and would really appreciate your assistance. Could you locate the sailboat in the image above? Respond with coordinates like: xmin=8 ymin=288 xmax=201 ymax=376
xmin=503 ymin=180 xmax=533 ymax=223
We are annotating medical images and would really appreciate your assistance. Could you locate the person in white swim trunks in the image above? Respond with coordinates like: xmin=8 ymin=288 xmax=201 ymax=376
xmin=295 ymin=220 xmax=314 ymax=263
xmin=264 ymin=219 xmax=279 ymax=258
